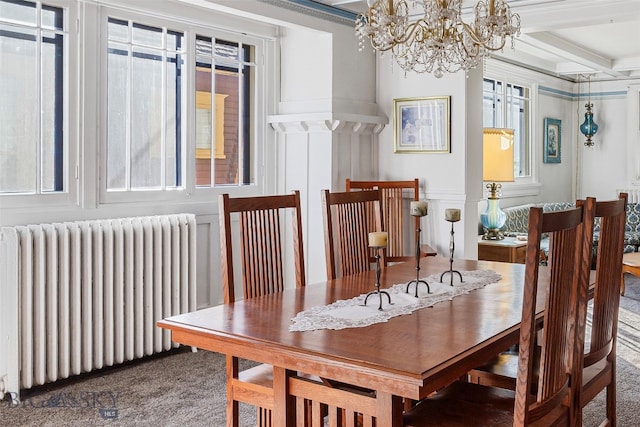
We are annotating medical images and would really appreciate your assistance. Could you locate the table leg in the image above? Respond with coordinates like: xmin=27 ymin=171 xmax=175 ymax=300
xmin=225 ymin=355 xmax=239 ymax=427
xmin=272 ymin=366 xmax=295 ymax=427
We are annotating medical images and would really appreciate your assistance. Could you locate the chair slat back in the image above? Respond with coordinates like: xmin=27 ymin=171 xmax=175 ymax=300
xmin=219 ymin=191 xmax=305 ymax=304
xmin=583 ymin=193 xmax=627 ymax=365
xmin=514 ymin=199 xmax=595 ymax=425
xmin=346 ymin=179 xmax=419 ymax=262
xmin=322 ymin=189 xmax=384 ymax=280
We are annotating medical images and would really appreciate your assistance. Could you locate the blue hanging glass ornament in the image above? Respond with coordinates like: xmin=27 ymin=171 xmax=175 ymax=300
xmin=580 ymin=102 xmax=598 ymax=147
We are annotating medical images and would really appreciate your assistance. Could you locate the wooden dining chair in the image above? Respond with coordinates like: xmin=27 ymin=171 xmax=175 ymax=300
xmin=346 ymin=179 xmax=436 ymax=262
xmin=466 ymin=195 xmax=627 ymax=426
xmin=403 ymin=199 xmax=596 ymax=427
xmin=576 ymin=193 xmax=627 ymax=426
xmin=219 ymin=191 xmax=306 ymax=427
xmin=321 ymin=189 xmax=385 ymax=280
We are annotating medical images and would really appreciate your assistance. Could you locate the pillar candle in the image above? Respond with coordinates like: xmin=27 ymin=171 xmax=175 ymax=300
xmin=368 ymin=231 xmax=388 ymax=247
xmin=445 ymin=208 xmax=461 ymax=222
xmin=410 ymin=200 xmax=429 ymax=217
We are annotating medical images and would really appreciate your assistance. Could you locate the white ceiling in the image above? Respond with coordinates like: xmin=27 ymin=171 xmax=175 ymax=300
xmin=313 ymin=0 xmax=640 ymax=82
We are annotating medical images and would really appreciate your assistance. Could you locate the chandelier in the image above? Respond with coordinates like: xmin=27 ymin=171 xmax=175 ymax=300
xmin=355 ymin=0 xmax=521 ymax=77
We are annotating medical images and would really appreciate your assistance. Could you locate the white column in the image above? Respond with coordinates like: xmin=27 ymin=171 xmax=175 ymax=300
xmin=269 ymin=114 xmax=386 ymax=284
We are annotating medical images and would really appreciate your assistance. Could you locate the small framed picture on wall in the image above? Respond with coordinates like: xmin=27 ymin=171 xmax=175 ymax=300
xmin=543 ymin=117 xmax=561 ymax=164
xmin=393 ymin=96 xmax=451 ymax=153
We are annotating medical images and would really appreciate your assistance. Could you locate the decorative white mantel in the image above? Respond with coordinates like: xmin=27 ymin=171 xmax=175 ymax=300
xmin=268 ymin=113 xmax=387 ymax=135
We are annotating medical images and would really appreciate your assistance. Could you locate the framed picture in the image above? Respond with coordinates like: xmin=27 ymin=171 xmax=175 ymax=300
xmin=393 ymin=96 xmax=451 ymax=153
xmin=543 ymin=118 xmax=561 ymax=164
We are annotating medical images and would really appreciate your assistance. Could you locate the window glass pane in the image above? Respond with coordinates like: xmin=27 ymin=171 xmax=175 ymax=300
xmin=0 ymin=24 xmax=37 ymax=193
xmin=241 ymin=58 xmax=254 ymax=185
xmin=131 ymin=46 xmax=163 ymax=189
xmin=41 ymin=4 xmax=62 ymax=30
xmin=1 ymin=0 xmax=64 ymax=195
xmin=165 ymin=50 xmax=181 ymax=188
xmin=167 ymin=29 xmax=181 ymax=51
xmin=107 ymin=41 xmax=128 ymax=190
xmin=216 ymin=66 xmax=240 ymax=186
xmin=0 ymin=0 xmax=36 ymax=26
xmin=215 ymin=38 xmax=239 ymax=61
xmin=195 ymin=36 xmax=213 ymax=186
xmin=108 ymin=18 xmax=128 ymax=42
xmin=195 ymin=34 xmax=211 ymax=58
xmin=106 ymin=18 xmax=184 ymax=192
xmin=195 ymin=35 xmax=255 ymax=188
xmin=132 ymin=22 xmax=162 ymax=48
xmin=41 ymin=30 xmax=63 ymax=192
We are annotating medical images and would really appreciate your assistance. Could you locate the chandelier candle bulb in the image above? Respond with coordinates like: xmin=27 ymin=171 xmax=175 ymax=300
xmin=368 ymin=231 xmax=388 ymax=247
xmin=410 ymin=200 xmax=429 ymax=217
xmin=445 ymin=208 xmax=461 ymax=222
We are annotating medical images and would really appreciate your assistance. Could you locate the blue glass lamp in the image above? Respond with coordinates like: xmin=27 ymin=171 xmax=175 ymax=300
xmin=481 ymin=129 xmax=514 ymax=240
xmin=580 ymin=102 xmax=598 ymax=147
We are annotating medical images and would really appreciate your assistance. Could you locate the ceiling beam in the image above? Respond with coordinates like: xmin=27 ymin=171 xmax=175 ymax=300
xmin=518 ymin=32 xmax=628 ymax=78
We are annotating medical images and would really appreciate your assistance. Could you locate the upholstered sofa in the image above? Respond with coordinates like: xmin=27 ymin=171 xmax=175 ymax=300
xmin=496 ymin=201 xmax=640 ymax=255
xmin=497 ymin=202 xmax=575 ymax=258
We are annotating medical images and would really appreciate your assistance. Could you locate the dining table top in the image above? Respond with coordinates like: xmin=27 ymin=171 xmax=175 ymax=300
xmin=158 ymin=257 xmax=546 ymax=401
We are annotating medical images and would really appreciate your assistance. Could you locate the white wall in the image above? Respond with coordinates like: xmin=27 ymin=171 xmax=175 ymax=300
xmin=535 ymin=89 xmax=576 ymax=204
xmin=578 ymin=80 xmax=639 ymax=199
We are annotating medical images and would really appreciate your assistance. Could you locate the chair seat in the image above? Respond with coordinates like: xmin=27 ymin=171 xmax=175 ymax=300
xmin=469 ymin=353 xmax=518 ymax=390
xmin=622 ymin=252 xmax=640 ymax=295
xmin=622 ymin=251 xmax=640 ymax=267
xmin=237 ymin=363 xmax=327 ymax=388
xmin=232 ymin=364 xmax=275 ymax=410
xmin=468 ymin=346 xmax=541 ymax=393
xmin=238 ymin=363 xmax=274 ymax=387
xmin=403 ymin=382 xmax=515 ymax=427
xmin=470 ymin=350 xmax=614 ymax=411
xmin=403 ymin=381 xmax=569 ymax=427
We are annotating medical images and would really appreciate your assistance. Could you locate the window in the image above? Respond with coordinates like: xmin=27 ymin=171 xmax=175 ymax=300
xmin=105 ymin=15 xmax=259 ymax=196
xmin=483 ymin=78 xmax=530 ymax=178
xmin=106 ymin=18 xmax=185 ymax=191
xmin=0 ymin=0 xmax=65 ymax=194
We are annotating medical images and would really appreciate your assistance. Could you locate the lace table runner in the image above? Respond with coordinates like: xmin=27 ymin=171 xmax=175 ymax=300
xmin=289 ymin=270 xmax=501 ymax=332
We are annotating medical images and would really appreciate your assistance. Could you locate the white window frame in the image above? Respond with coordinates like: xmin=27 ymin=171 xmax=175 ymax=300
xmin=0 ymin=0 xmax=78 ymax=209
xmin=98 ymin=5 xmax=272 ymax=206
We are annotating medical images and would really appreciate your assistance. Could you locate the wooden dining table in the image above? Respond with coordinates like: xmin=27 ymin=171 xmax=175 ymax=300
xmin=158 ymin=257 xmax=546 ymax=426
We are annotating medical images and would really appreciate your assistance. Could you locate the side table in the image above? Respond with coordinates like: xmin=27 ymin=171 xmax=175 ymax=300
xmin=478 ymin=236 xmax=527 ymax=264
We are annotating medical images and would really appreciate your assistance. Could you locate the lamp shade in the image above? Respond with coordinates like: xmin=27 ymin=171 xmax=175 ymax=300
xmin=483 ymin=128 xmax=515 ymax=182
